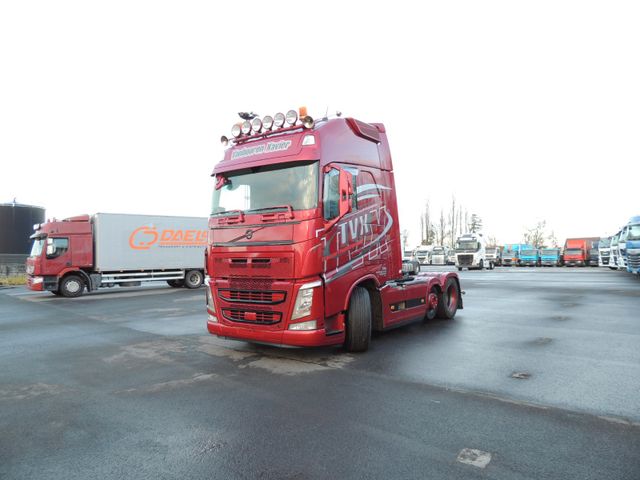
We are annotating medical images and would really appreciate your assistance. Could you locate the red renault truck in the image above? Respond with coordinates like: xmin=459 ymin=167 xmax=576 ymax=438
xmin=563 ymin=237 xmax=599 ymax=267
xmin=26 ymin=213 xmax=207 ymax=297
xmin=205 ymin=109 xmax=463 ymax=352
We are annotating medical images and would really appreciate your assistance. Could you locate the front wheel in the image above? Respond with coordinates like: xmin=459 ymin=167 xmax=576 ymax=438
xmin=436 ymin=277 xmax=459 ymax=320
xmin=479 ymin=260 xmax=484 ymax=270
xmin=183 ymin=270 xmax=204 ymax=289
xmin=344 ymin=287 xmax=371 ymax=352
xmin=59 ymin=275 xmax=85 ymax=298
xmin=457 ymin=267 xmax=462 ymax=272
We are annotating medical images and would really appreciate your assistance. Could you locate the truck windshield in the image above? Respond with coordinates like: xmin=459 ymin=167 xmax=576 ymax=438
xmin=211 ymin=161 xmax=318 ymax=215
xmin=30 ymin=239 xmax=44 ymax=257
xmin=522 ymin=250 xmax=537 ymax=256
xmin=432 ymin=248 xmax=444 ymax=254
xmin=456 ymin=241 xmax=479 ymax=251
xmin=542 ymin=249 xmax=559 ymax=255
xmin=628 ymin=225 xmax=640 ymax=241
xmin=599 ymin=238 xmax=611 ymax=248
xmin=565 ymin=248 xmax=582 ymax=255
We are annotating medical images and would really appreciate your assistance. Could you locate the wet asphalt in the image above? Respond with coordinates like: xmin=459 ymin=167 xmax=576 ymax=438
xmin=0 ymin=268 xmax=639 ymax=479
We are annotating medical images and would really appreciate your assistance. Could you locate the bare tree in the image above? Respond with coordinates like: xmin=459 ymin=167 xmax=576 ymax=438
xmin=449 ymin=195 xmax=457 ymax=248
xmin=547 ymin=230 xmax=558 ymax=247
xmin=487 ymin=235 xmax=498 ymax=247
xmin=469 ymin=213 xmax=483 ymax=233
xmin=437 ymin=209 xmax=447 ymax=246
xmin=523 ymin=221 xmax=547 ymax=248
xmin=421 ymin=199 xmax=434 ymax=245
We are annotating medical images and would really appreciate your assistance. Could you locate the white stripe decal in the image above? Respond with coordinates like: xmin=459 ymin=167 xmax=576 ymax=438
xmin=356 ymin=183 xmax=391 ymax=194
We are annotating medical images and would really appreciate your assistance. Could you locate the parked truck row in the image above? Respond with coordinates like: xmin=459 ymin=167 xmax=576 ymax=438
xmin=599 ymin=216 xmax=640 ymax=275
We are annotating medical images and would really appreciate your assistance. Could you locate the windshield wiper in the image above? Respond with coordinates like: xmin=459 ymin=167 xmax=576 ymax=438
xmin=245 ymin=205 xmax=294 ymax=220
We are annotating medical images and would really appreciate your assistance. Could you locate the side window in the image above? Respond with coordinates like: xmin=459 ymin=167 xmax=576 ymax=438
xmin=344 ymin=167 xmax=358 ymax=211
xmin=46 ymin=238 xmax=69 ymax=259
xmin=323 ymin=168 xmax=340 ymax=220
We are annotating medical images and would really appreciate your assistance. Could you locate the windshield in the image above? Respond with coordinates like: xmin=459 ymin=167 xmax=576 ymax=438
xmin=565 ymin=248 xmax=582 ymax=255
xmin=211 ymin=161 xmax=318 ymax=215
xmin=542 ymin=249 xmax=559 ymax=255
xmin=628 ymin=225 xmax=640 ymax=241
xmin=599 ymin=238 xmax=611 ymax=248
xmin=30 ymin=239 xmax=44 ymax=257
xmin=432 ymin=247 xmax=444 ymax=254
xmin=522 ymin=249 xmax=537 ymax=256
xmin=456 ymin=241 xmax=479 ymax=251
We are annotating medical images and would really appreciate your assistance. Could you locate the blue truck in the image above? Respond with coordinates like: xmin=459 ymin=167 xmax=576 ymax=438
xmin=502 ymin=244 xmax=534 ymax=266
xmin=540 ymin=248 xmax=561 ymax=266
xmin=520 ymin=248 xmax=540 ymax=266
xmin=625 ymin=215 xmax=640 ymax=275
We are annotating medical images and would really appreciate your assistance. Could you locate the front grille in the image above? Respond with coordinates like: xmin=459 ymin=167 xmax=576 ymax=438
xmin=218 ymin=289 xmax=286 ymax=304
xmin=458 ymin=254 xmax=473 ymax=266
xmin=222 ymin=308 xmax=282 ymax=325
xmin=229 ymin=278 xmax=273 ymax=290
xmin=628 ymin=253 xmax=640 ymax=269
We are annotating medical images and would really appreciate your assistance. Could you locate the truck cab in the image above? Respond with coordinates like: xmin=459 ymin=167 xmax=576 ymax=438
xmin=485 ymin=246 xmax=501 ymax=266
xmin=414 ymin=247 xmax=431 ymax=265
xmin=206 ymin=110 xmax=462 ymax=351
xmin=430 ymin=246 xmax=448 ymax=265
xmin=540 ymin=248 xmax=561 ymax=266
xmin=455 ymin=233 xmax=490 ymax=270
xmin=624 ymin=216 xmax=640 ymax=275
xmin=617 ymin=226 xmax=628 ymax=270
xmin=610 ymin=232 xmax=620 ymax=270
xmin=598 ymin=237 xmax=611 ymax=267
xmin=520 ymin=248 xmax=540 ymax=266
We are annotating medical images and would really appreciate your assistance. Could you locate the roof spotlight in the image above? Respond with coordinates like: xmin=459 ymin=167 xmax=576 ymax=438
xmin=241 ymin=121 xmax=251 ymax=135
xmin=285 ymin=109 xmax=298 ymax=125
xmin=262 ymin=115 xmax=274 ymax=130
xmin=251 ymin=117 xmax=263 ymax=133
xmin=221 ymin=135 xmax=229 ymax=146
xmin=274 ymin=112 xmax=286 ymax=128
xmin=302 ymin=116 xmax=314 ymax=129
xmin=231 ymin=124 xmax=242 ymax=138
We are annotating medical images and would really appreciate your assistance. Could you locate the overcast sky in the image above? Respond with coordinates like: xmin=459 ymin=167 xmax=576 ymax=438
xmin=1 ymin=1 xmax=638 ymax=246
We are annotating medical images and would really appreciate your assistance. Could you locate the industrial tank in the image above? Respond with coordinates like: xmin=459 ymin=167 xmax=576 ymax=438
xmin=0 ymin=202 xmax=46 ymax=255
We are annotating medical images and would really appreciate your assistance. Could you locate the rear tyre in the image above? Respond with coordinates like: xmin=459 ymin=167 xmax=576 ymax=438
xmin=479 ymin=260 xmax=484 ymax=270
xmin=183 ymin=270 xmax=204 ymax=289
xmin=345 ymin=287 xmax=371 ymax=352
xmin=436 ymin=277 xmax=459 ymax=320
xmin=457 ymin=267 xmax=462 ymax=272
xmin=59 ymin=275 xmax=85 ymax=298
xmin=167 ymin=279 xmax=184 ymax=288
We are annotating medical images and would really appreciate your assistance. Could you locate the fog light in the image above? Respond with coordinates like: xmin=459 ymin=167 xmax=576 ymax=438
xmin=274 ymin=112 xmax=285 ymax=128
xmin=32 ymin=276 xmax=43 ymax=284
xmin=241 ymin=121 xmax=251 ymax=135
xmin=208 ymin=314 xmax=218 ymax=323
xmin=285 ymin=109 xmax=298 ymax=125
xmin=288 ymin=320 xmax=317 ymax=331
xmin=262 ymin=115 xmax=274 ymax=130
xmin=251 ymin=117 xmax=262 ymax=133
xmin=231 ymin=124 xmax=242 ymax=138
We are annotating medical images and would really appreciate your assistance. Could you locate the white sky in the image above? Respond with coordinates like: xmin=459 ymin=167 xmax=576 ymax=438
xmin=1 ymin=1 xmax=638 ymax=247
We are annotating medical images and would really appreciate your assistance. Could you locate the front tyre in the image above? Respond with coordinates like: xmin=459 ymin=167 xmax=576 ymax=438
xmin=436 ymin=277 xmax=459 ymax=320
xmin=59 ymin=275 xmax=85 ymax=298
xmin=345 ymin=287 xmax=372 ymax=352
xmin=183 ymin=270 xmax=204 ymax=289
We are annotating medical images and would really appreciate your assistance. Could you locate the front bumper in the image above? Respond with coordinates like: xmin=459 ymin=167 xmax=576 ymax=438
xmin=564 ymin=260 xmax=585 ymax=266
xmin=207 ymin=320 xmax=344 ymax=347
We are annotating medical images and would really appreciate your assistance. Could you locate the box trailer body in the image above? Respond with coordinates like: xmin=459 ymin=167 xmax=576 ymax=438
xmin=205 ymin=112 xmax=463 ymax=352
xmin=26 ymin=213 xmax=207 ymax=296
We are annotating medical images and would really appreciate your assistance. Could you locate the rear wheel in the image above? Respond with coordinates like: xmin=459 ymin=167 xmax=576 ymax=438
xmin=436 ymin=278 xmax=459 ymax=320
xmin=59 ymin=275 xmax=85 ymax=298
xmin=457 ymin=267 xmax=462 ymax=272
xmin=183 ymin=270 xmax=204 ymax=289
xmin=344 ymin=287 xmax=371 ymax=352
xmin=479 ymin=260 xmax=484 ymax=270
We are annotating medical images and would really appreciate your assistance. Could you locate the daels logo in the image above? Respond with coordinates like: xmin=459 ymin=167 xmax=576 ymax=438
xmin=129 ymin=226 xmax=208 ymax=250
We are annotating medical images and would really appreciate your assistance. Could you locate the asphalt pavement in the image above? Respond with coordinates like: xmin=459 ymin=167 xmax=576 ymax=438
xmin=1 ymin=268 xmax=639 ymax=479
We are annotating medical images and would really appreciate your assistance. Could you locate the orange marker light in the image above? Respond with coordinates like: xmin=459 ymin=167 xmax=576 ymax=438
xmin=299 ymin=106 xmax=308 ymax=117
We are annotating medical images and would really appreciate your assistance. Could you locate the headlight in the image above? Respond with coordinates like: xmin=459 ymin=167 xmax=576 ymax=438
xmin=32 ymin=276 xmax=43 ymax=284
xmin=291 ymin=280 xmax=321 ymax=320
xmin=262 ymin=115 xmax=274 ymax=130
xmin=274 ymin=112 xmax=285 ymax=128
xmin=285 ymin=109 xmax=298 ymax=125
xmin=206 ymin=286 xmax=215 ymax=311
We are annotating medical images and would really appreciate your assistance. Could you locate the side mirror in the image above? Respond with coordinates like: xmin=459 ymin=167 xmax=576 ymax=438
xmin=46 ymin=244 xmax=55 ymax=256
xmin=338 ymin=168 xmax=353 ymax=218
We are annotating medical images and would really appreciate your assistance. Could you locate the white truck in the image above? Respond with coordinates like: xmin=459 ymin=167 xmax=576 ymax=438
xmin=455 ymin=232 xmax=491 ymax=271
xmin=430 ymin=246 xmax=448 ymax=265
xmin=414 ymin=246 xmax=431 ymax=265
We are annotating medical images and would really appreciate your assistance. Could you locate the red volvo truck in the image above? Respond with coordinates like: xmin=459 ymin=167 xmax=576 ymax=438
xmin=205 ymin=109 xmax=463 ymax=352
xmin=563 ymin=237 xmax=599 ymax=267
xmin=26 ymin=213 xmax=207 ymax=297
